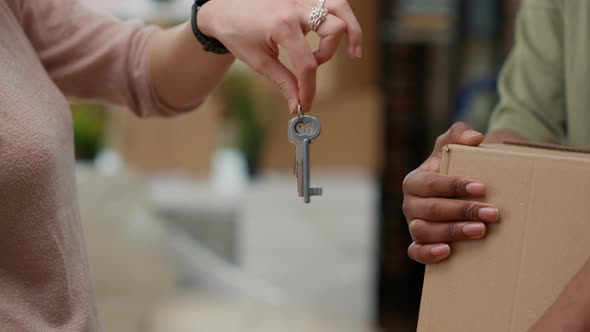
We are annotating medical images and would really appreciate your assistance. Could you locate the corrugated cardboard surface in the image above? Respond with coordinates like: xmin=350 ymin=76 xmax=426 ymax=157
xmin=418 ymin=144 xmax=590 ymax=332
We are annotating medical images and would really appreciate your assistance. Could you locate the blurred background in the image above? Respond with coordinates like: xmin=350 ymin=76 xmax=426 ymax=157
xmin=73 ymin=0 xmax=521 ymax=331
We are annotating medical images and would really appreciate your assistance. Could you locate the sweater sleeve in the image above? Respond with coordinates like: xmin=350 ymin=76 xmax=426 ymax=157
xmin=488 ymin=0 xmax=566 ymax=144
xmin=15 ymin=0 xmax=193 ymax=117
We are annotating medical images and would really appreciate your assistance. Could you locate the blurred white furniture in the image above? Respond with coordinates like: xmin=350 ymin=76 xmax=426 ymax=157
xmin=148 ymin=172 xmax=377 ymax=323
xmin=147 ymin=296 xmax=375 ymax=332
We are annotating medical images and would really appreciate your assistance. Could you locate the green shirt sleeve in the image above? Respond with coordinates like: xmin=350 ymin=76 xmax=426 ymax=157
xmin=488 ymin=0 xmax=566 ymax=144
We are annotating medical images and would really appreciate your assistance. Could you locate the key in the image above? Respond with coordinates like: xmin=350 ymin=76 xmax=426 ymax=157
xmin=288 ymin=106 xmax=323 ymax=203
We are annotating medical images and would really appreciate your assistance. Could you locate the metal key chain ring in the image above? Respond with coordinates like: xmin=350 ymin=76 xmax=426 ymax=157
xmin=289 ymin=115 xmax=321 ymax=141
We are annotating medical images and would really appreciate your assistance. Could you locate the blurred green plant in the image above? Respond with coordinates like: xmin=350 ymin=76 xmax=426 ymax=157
xmin=70 ymin=103 xmax=107 ymax=161
xmin=221 ymin=70 xmax=267 ymax=177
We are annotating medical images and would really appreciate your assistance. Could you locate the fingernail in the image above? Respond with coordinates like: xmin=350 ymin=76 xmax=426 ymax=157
xmin=478 ymin=207 xmax=499 ymax=222
xmin=430 ymin=244 xmax=450 ymax=257
xmin=288 ymin=99 xmax=297 ymax=114
xmin=465 ymin=182 xmax=485 ymax=196
xmin=461 ymin=130 xmax=481 ymax=140
xmin=354 ymin=46 xmax=363 ymax=59
xmin=463 ymin=223 xmax=486 ymax=238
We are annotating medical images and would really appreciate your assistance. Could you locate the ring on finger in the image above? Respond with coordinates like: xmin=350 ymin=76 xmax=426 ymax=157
xmin=309 ymin=0 xmax=328 ymax=32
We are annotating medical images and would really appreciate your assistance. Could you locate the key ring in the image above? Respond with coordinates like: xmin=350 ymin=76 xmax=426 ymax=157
xmin=289 ymin=113 xmax=322 ymax=142
xmin=297 ymin=103 xmax=303 ymax=119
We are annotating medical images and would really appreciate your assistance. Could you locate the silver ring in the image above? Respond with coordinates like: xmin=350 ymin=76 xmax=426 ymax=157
xmin=309 ymin=0 xmax=328 ymax=32
xmin=297 ymin=103 xmax=303 ymax=119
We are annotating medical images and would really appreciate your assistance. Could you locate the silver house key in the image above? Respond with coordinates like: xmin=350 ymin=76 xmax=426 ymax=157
xmin=288 ymin=105 xmax=323 ymax=203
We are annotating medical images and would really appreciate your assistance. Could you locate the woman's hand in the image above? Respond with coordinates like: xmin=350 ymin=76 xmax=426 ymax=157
xmin=197 ymin=0 xmax=363 ymax=113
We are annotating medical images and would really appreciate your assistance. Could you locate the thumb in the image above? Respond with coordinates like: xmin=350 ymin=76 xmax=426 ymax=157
xmin=258 ymin=56 xmax=300 ymax=114
xmin=422 ymin=122 xmax=484 ymax=172
xmin=433 ymin=122 xmax=484 ymax=152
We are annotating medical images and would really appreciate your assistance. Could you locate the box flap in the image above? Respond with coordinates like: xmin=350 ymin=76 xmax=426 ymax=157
xmin=503 ymin=140 xmax=590 ymax=154
xmin=441 ymin=144 xmax=590 ymax=171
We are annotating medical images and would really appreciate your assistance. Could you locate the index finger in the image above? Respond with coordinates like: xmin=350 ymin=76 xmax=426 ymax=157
xmin=403 ymin=171 xmax=486 ymax=198
xmin=276 ymin=29 xmax=318 ymax=113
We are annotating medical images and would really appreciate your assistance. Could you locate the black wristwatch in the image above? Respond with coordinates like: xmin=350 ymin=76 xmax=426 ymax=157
xmin=191 ymin=0 xmax=231 ymax=55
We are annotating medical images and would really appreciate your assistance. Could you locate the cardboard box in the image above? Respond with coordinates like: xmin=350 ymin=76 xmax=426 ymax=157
xmin=418 ymin=143 xmax=590 ymax=332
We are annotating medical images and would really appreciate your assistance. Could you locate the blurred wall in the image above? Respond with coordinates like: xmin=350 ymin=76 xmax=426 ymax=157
xmin=112 ymin=0 xmax=380 ymax=176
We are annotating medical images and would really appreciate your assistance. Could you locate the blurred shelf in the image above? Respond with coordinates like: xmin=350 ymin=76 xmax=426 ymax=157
xmin=382 ymin=18 xmax=454 ymax=45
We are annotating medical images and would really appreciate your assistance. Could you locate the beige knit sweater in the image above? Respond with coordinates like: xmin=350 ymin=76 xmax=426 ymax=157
xmin=0 ymin=1 xmax=186 ymax=330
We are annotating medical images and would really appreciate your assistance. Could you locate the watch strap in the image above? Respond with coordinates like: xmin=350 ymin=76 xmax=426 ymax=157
xmin=191 ymin=1 xmax=231 ymax=55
